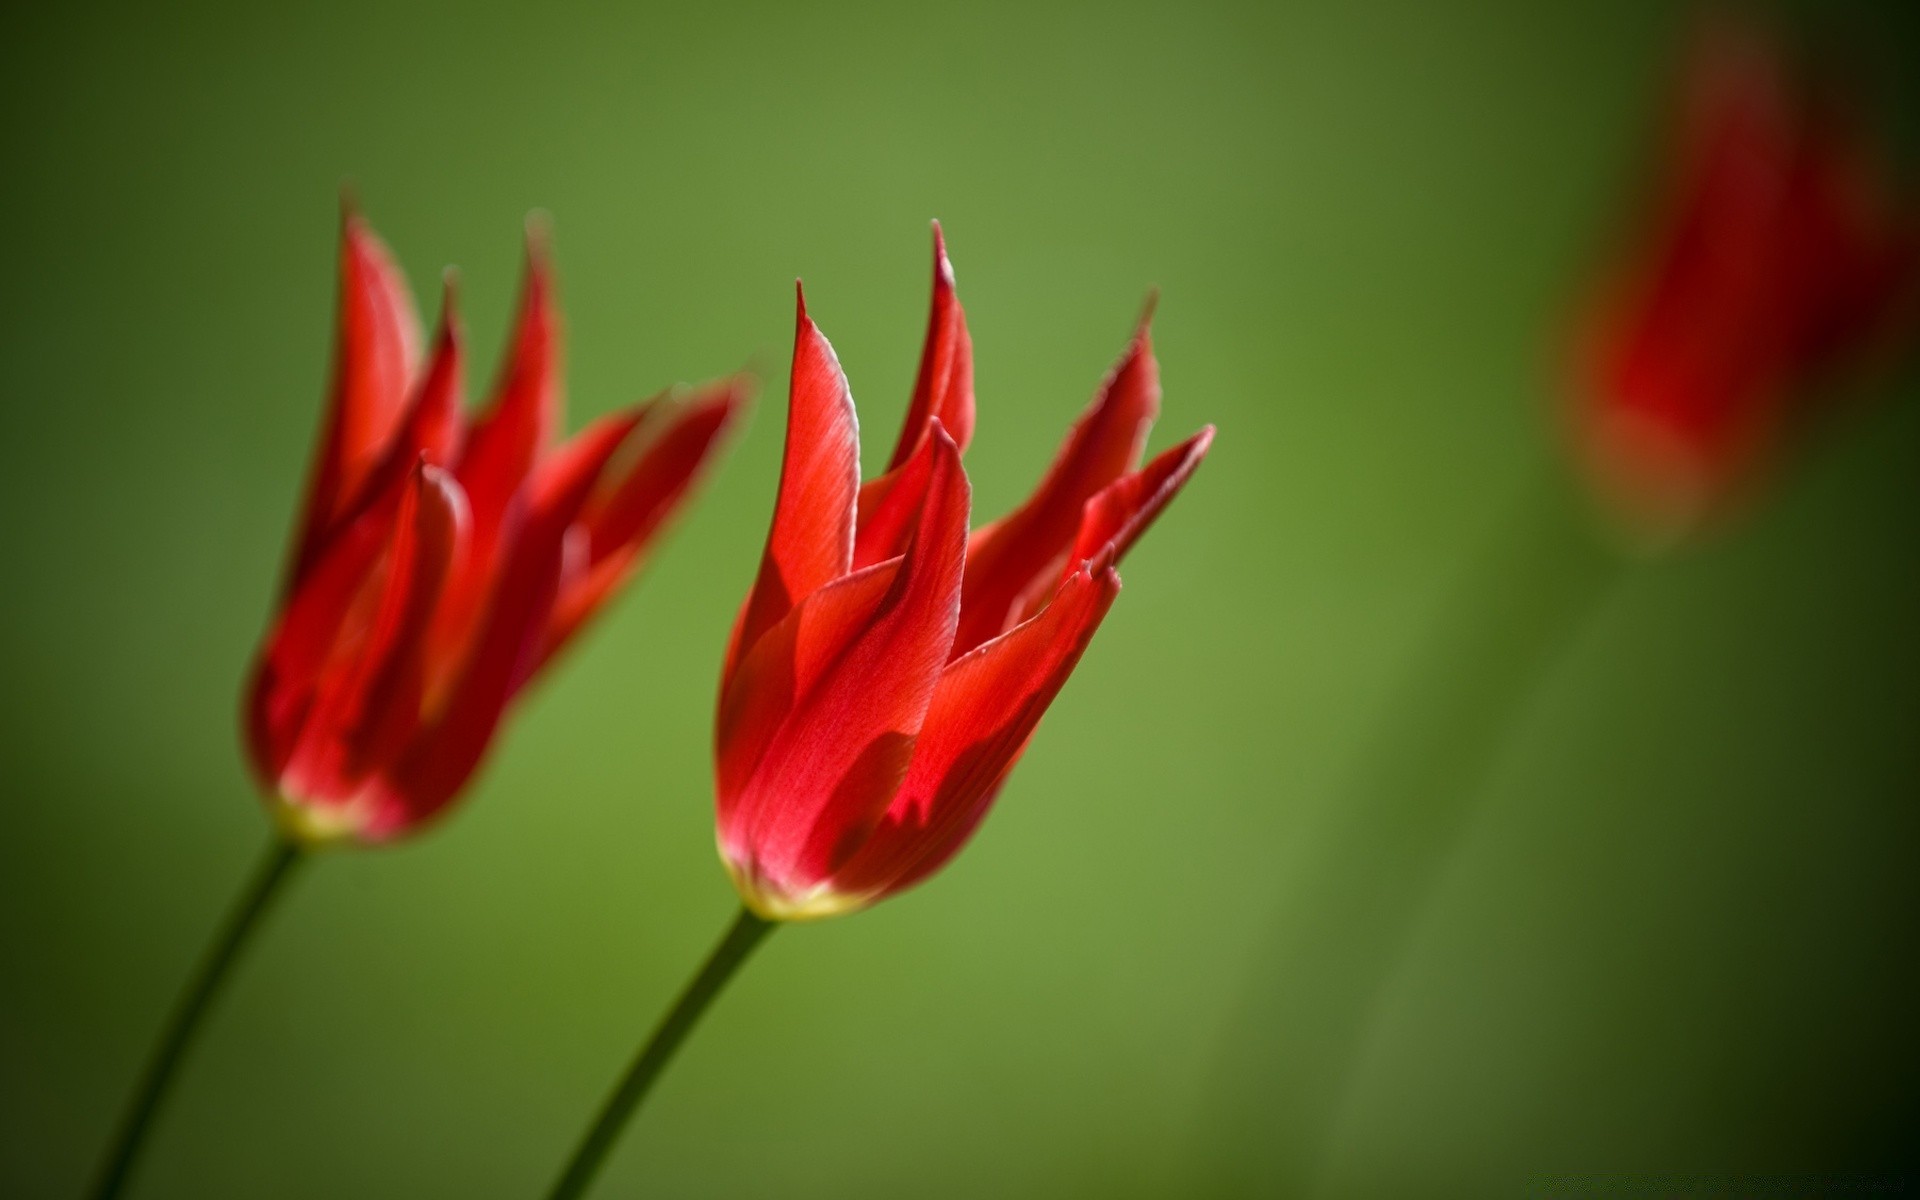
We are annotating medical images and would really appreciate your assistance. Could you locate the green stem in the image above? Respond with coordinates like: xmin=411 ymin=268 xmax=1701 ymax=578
xmin=546 ymin=906 xmax=775 ymax=1200
xmin=88 ymin=835 xmax=306 ymax=1200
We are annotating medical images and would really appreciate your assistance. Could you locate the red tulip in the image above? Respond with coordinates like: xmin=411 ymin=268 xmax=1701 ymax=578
xmin=245 ymin=209 xmax=749 ymax=845
xmin=714 ymin=227 xmax=1213 ymax=919
xmin=1570 ymin=20 xmax=1916 ymax=540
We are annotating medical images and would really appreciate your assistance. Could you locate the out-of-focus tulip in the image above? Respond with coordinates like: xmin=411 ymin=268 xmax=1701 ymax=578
xmin=1571 ymin=21 xmax=1916 ymax=541
xmin=246 ymin=209 xmax=748 ymax=845
xmin=713 ymin=226 xmax=1213 ymax=919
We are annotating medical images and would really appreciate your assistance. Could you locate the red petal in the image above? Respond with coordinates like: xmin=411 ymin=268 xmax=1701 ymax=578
xmin=337 ymin=466 xmax=467 ymax=786
xmin=403 ymin=277 xmax=468 ymax=470
xmin=321 ymin=280 xmax=470 ymax=535
xmin=465 ymin=226 xmax=561 ymax=469
xmin=377 ymin=420 xmax=610 ymax=832
xmin=715 ymin=422 xmax=958 ymax=807
xmin=277 ymin=465 xmax=467 ymax=809
xmin=1000 ymin=424 xmax=1212 ymax=630
xmin=1072 ymin=426 xmax=1215 ymax=572
xmin=501 ymin=400 xmax=665 ymax=680
xmin=853 ymin=225 xmax=976 ymax=568
xmin=953 ymin=304 xmax=1159 ymax=656
xmin=830 ymin=563 xmax=1121 ymax=901
xmin=724 ymin=285 xmax=861 ymax=687
xmin=851 ymin=419 xmax=936 ymax=569
xmin=246 ymin=456 xmax=416 ymax=789
xmin=887 ymin=221 xmax=976 ymax=469
xmin=287 ymin=210 xmax=423 ymax=589
xmin=717 ymin=428 xmax=969 ymax=901
xmin=433 ymin=234 xmax=563 ymax=674
xmin=454 ymin=228 xmax=560 ymax=533
xmin=540 ymin=377 xmax=750 ymax=667
xmin=716 ymin=559 xmax=900 ymax=833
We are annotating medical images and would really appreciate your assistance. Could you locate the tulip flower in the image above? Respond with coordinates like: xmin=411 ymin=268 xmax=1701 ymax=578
xmin=88 ymin=206 xmax=745 ymax=1200
xmin=1571 ymin=20 xmax=1916 ymax=543
xmin=545 ymin=226 xmax=1211 ymax=1200
xmin=244 ymin=211 xmax=748 ymax=843
xmin=714 ymin=230 xmax=1213 ymax=919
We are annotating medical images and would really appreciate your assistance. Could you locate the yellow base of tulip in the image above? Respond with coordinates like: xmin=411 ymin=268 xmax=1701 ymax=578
xmin=719 ymin=842 xmax=875 ymax=922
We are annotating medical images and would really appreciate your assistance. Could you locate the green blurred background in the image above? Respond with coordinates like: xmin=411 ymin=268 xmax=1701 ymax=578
xmin=4 ymin=0 xmax=1917 ymax=1196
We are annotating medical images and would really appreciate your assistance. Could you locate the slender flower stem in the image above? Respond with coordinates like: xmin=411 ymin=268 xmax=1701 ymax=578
xmin=546 ymin=905 xmax=775 ymax=1200
xmin=88 ymin=835 xmax=306 ymax=1200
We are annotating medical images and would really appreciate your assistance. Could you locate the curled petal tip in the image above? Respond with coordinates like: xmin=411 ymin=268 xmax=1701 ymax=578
xmin=338 ymin=181 xmax=362 ymax=226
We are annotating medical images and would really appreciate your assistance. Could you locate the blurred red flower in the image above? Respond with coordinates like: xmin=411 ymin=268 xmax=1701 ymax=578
xmin=246 ymin=210 xmax=748 ymax=844
xmin=714 ymin=227 xmax=1213 ymax=919
xmin=1571 ymin=20 xmax=1916 ymax=540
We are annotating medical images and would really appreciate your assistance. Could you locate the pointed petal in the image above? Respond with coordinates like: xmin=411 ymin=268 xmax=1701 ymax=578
xmin=433 ymin=234 xmax=563 ymax=673
xmin=539 ymin=377 xmax=750 ymax=666
xmin=724 ymin=285 xmax=861 ymax=686
xmin=853 ymin=225 xmax=975 ymax=568
xmin=1070 ymin=425 xmax=1215 ymax=570
xmin=500 ymin=398 xmax=663 ymax=692
xmin=953 ymin=305 xmax=1159 ymax=656
xmin=718 ymin=428 xmax=969 ymax=907
xmin=405 ymin=277 xmax=469 ymax=469
xmin=287 ymin=211 xmax=423 ymax=588
xmin=268 ymin=289 xmax=474 ymax=752
xmin=322 ymin=280 xmax=470 ymax=533
xmin=454 ymin=228 xmax=561 ymax=531
xmin=1000 ymin=424 xmax=1210 ymax=636
xmin=831 ymin=563 xmax=1121 ymax=901
xmin=887 ymin=222 xmax=976 ymax=468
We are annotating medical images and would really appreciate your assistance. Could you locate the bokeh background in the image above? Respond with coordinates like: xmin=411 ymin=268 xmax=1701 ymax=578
xmin=4 ymin=1 xmax=1917 ymax=1196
